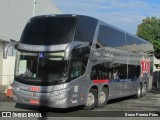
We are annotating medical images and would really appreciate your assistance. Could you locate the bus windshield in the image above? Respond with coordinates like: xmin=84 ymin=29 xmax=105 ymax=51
xmin=20 ymin=16 xmax=77 ymax=45
xmin=15 ymin=51 xmax=69 ymax=83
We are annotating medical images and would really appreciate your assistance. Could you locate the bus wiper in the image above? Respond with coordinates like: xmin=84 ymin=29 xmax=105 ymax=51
xmin=54 ymin=78 xmax=66 ymax=84
xmin=45 ymin=79 xmax=63 ymax=84
xmin=15 ymin=74 xmax=25 ymax=79
xmin=18 ymin=74 xmax=25 ymax=77
xmin=47 ymin=77 xmax=66 ymax=84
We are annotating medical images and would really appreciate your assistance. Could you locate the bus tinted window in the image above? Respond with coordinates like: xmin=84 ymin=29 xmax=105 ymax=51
xmin=75 ymin=16 xmax=97 ymax=43
xmin=97 ymin=25 xmax=127 ymax=50
xmin=20 ymin=16 xmax=77 ymax=45
xmin=136 ymin=38 xmax=149 ymax=54
xmin=126 ymin=34 xmax=137 ymax=52
xmin=91 ymin=62 xmax=127 ymax=80
xmin=68 ymin=47 xmax=90 ymax=80
xmin=128 ymin=65 xmax=140 ymax=79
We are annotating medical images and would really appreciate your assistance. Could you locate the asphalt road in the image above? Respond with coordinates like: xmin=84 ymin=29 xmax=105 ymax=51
xmin=0 ymin=89 xmax=160 ymax=120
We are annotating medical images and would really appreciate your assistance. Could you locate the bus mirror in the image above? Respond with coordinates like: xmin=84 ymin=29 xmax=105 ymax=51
xmin=3 ymin=39 xmax=18 ymax=59
xmin=64 ymin=41 xmax=89 ymax=60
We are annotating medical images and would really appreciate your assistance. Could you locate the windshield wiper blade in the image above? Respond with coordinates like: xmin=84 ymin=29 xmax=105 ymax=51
xmin=19 ymin=74 xmax=25 ymax=77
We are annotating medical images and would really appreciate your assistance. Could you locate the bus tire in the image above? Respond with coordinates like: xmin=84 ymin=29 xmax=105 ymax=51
xmin=96 ymin=87 xmax=108 ymax=107
xmin=83 ymin=88 xmax=98 ymax=110
xmin=142 ymin=83 xmax=147 ymax=96
xmin=135 ymin=84 xmax=142 ymax=99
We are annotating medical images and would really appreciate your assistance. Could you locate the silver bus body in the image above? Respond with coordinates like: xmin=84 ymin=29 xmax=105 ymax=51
xmin=7 ymin=14 xmax=153 ymax=109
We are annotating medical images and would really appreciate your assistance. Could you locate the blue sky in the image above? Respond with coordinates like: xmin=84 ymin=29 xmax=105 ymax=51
xmin=52 ymin=0 xmax=160 ymax=35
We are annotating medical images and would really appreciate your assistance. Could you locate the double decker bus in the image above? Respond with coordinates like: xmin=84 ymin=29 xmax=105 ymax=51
xmin=4 ymin=14 xmax=153 ymax=110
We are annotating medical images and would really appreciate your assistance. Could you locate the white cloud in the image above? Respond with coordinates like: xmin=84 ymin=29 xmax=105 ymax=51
xmin=52 ymin=0 xmax=160 ymax=34
xmin=106 ymin=0 xmax=150 ymax=10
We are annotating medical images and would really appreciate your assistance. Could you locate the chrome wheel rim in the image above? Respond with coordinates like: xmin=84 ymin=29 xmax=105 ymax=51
xmin=98 ymin=91 xmax=106 ymax=104
xmin=143 ymin=84 xmax=147 ymax=93
xmin=86 ymin=92 xmax=95 ymax=106
xmin=138 ymin=86 xmax=141 ymax=96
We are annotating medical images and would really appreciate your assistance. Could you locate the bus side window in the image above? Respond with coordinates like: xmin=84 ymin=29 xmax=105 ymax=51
xmin=91 ymin=67 xmax=96 ymax=80
xmin=90 ymin=63 xmax=127 ymax=80
xmin=91 ymin=63 xmax=111 ymax=80
xmin=113 ymin=70 xmax=119 ymax=79
xmin=108 ymin=71 xmax=113 ymax=79
xmin=70 ymin=61 xmax=81 ymax=78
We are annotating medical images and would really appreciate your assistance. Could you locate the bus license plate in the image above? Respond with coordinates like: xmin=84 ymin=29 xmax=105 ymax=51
xmin=30 ymin=86 xmax=40 ymax=91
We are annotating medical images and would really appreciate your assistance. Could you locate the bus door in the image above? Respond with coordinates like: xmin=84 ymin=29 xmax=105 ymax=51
xmin=128 ymin=65 xmax=141 ymax=94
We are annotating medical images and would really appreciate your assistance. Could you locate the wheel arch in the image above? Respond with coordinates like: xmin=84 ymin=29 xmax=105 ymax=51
xmin=102 ymin=84 xmax=109 ymax=94
xmin=83 ymin=85 xmax=99 ymax=110
xmin=85 ymin=85 xmax=98 ymax=103
xmin=139 ymin=82 xmax=143 ymax=88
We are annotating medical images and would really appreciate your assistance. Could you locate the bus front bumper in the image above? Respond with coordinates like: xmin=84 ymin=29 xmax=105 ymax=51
xmin=12 ymin=88 xmax=70 ymax=108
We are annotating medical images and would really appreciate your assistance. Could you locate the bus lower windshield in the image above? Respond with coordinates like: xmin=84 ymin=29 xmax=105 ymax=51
xmin=15 ymin=51 xmax=69 ymax=83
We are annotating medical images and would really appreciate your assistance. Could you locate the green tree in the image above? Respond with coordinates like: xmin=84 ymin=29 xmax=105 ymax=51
xmin=136 ymin=17 xmax=160 ymax=58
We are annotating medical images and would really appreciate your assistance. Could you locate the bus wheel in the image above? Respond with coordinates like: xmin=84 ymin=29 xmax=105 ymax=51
xmin=15 ymin=103 xmax=21 ymax=107
xmin=135 ymin=84 xmax=142 ymax=99
xmin=96 ymin=87 xmax=108 ymax=107
xmin=83 ymin=88 xmax=98 ymax=110
xmin=142 ymin=83 xmax=147 ymax=96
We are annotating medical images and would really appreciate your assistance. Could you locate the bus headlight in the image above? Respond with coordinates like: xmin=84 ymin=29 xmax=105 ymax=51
xmin=13 ymin=86 xmax=20 ymax=92
xmin=51 ymin=89 xmax=67 ymax=96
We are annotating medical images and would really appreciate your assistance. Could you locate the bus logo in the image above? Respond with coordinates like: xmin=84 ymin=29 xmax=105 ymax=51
xmin=140 ymin=57 xmax=150 ymax=77
xmin=30 ymin=86 xmax=40 ymax=91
